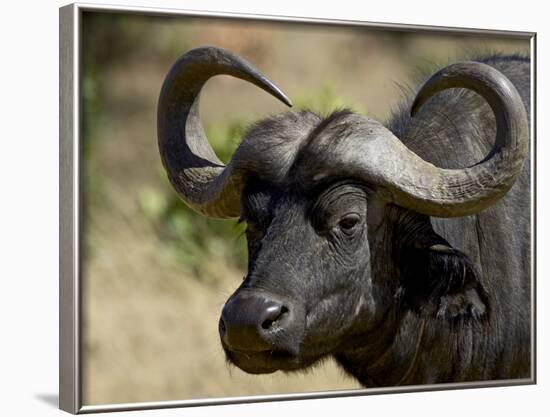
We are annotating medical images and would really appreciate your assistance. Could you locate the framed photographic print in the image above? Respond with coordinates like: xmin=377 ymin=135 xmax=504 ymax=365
xmin=59 ymin=2 xmax=536 ymax=414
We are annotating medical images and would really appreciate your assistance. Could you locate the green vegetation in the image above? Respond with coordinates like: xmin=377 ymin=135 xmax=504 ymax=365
xmin=294 ymin=82 xmax=364 ymax=115
xmin=138 ymin=120 xmax=250 ymax=284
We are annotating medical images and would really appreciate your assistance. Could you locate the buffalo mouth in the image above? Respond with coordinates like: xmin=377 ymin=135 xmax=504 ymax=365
xmin=222 ymin=345 xmax=321 ymax=374
xmin=219 ymin=290 xmax=315 ymax=373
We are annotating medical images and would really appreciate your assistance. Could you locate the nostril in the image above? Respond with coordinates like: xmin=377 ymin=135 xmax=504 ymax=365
xmin=261 ymin=305 xmax=289 ymax=330
xmin=260 ymin=319 xmax=272 ymax=330
xmin=220 ymin=293 xmax=297 ymax=351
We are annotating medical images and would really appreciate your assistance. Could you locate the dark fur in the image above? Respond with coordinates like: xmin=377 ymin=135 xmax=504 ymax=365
xmin=221 ymin=55 xmax=531 ymax=386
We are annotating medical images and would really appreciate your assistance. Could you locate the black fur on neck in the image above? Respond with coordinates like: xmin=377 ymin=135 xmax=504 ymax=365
xmin=389 ymin=208 xmax=490 ymax=324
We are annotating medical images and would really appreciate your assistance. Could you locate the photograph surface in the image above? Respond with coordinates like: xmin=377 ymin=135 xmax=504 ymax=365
xmin=79 ymin=9 xmax=532 ymax=406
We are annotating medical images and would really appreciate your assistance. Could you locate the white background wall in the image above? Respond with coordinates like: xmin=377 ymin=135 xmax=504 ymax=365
xmin=0 ymin=0 xmax=547 ymax=415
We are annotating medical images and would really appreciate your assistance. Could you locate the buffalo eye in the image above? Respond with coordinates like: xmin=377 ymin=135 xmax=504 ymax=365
xmin=337 ymin=213 xmax=361 ymax=235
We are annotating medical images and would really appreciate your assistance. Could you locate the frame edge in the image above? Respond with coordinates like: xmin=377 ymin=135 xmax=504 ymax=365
xmin=60 ymin=3 xmax=80 ymax=414
xmin=73 ymin=2 xmax=535 ymax=38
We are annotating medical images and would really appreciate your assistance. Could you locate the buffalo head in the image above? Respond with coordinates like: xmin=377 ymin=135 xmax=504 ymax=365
xmin=157 ymin=47 xmax=528 ymax=375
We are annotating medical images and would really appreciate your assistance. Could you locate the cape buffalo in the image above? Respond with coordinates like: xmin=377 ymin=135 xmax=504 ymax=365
xmin=157 ymin=47 xmax=531 ymax=386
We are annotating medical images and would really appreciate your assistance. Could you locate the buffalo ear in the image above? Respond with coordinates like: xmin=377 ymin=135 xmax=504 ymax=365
xmin=400 ymin=244 xmax=489 ymax=322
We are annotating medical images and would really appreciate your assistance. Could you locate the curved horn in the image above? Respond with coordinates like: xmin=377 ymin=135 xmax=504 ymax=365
xmin=390 ymin=61 xmax=530 ymax=216
xmin=306 ymin=61 xmax=528 ymax=218
xmin=157 ymin=47 xmax=292 ymax=219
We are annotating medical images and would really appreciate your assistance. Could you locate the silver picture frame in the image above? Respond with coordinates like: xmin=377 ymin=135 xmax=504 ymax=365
xmin=59 ymin=2 xmax=537 ymax=414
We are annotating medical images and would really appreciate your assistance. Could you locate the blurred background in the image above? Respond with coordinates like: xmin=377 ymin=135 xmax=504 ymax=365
xmin=80 ymin=11 xmax=529 ymax=405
